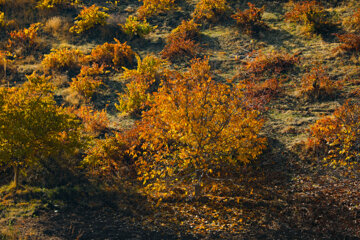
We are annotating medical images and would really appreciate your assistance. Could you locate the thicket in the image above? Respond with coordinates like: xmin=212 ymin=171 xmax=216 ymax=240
xmin=231 ymin=3 xmax=266 ymax=35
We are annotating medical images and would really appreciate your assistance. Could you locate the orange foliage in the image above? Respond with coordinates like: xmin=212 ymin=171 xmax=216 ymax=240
xmin=167 ymin=19 xmax=200 ymax=42
xmin=284 ymin=0 xmax=329 ymax=33
xmin=300 ymin=66 xmax=341 ymax=100
xmin=307 ymin=101 xmax=360 ymax=167
xmin=231 ymin=3 xmax=266 ymax=35
xmin=7 ymin=23 xmax=42 ymax=53
xmin=87 ymin=39 xmax=135 ymax=69
xmin=244 ymin=50 xmax=299 ymax=77
xmin=137 ymin=0 xmax=176 ymax=20
xmin=42 ymin=47 xmax=84 ymax=73
xmin=74 ymin=105 xmax=109 ymax=136
xmin=161 ymin=37 xmax=200 ymax=62
xmin=70 ymin=64 xmax=104 ymax=101
xmin=192 ymin=0 xmax=228 ymax=22
xmin=334 ymin=33 xmax=360 ymax=53
xmin=132 ymin=57 xmax=266 ymax=195
xmin=343 ymin=8 xmax=360 ymax=33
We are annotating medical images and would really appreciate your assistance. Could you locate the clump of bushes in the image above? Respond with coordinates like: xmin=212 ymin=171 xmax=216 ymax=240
xmin=161 ymin=20 xmax=201 ymax=62
xmin=192 ymin=0 xmax=229 ymax=23
xmin=300 ymin=66 xmax=341 ymax=100
xmin=334 ymin=33 xmax=360 ymax=53
xmin=307 ymin=101 xmax=360 ymax=168
xmin=86 ymin=39 xmax=136 ymax=69
xmin=69 ymin=4 xmax=109 ymax=34
xmin=136 ymin=0 xmax=176 ymax=20
xmin=244 ymin=50 xmax=299 ymax=77
xmin=231 ymin=2 xmax=266 ymax=35
xmin=42 ymin=47 xmax=84 ymax=73
xmin=285 ymin=0 xmax=331 ymax=34
xmin=120 ymin=15 xmax=156 ymax=38
xmin=36 ymin=0 xmax=79 ymax=9
xmin=7 ymin=23 xmax=42 ymax=54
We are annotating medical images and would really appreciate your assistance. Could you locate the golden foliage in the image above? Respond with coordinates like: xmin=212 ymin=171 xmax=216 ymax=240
xmin=133 ymin=57 xmax=266 ymax=194
xmin=36 ymin=0 xmax=79 ymax=9
xmin=231 ymin=2 xmax=266 ymax=35
xmin=69 ymin=4 xmax=109 ymax=34
xmin=192 ymin=0 xmax=228 ymax=22
xmin=116 ymin=55 xmax=167 ymax=115
xmin=120 ymin=15 xmax=156 ymax=38
xmin=137 ymin=0 xmax=176 ymax=20
xmin=308 ymin=101 xmax=360 ymax=167
xmin=73 ymin=105 xmax=109 ymax=136
xmin=41 ymin=47 xmax=84 ymax=73
xmin=86 ymin=39 xmax=135 ymax=69
xmin=7 ymin=23 xmax=42 ymax=53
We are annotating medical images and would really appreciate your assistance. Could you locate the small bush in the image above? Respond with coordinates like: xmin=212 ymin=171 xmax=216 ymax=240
xmin=136 ymin=0 xmax=176 ymax=20
xmin=342 ymin=8 xmax=360 ymax=33
xmin=69 ymin=4 xmax=109 ymax=34
xmin=120 ymin=15 xmax=156 ymax=38
xmin=161 ymin=37 xmax=200 ymax=62
xmin=307 ymin=101 xmax=360 ymax=167
xmin=167 ymin=19 xmax=200 ymax=42
xmin=42 ymin=47 xmax=84 ymax=73
xmin=87 ymin=39 xmax=135 ymax=69
xmin=231 ymin=2 xmax=266 ymax=35
xmin=300 ymin=66 xmax=341 ymax=100
xmin=70 ymin=64 xmax=104 ymax=101
xmin=242 ymin=78 xmax=282 ymax=110
xmin=44 ymin=16 xmax=71 ymax=37
xmin=244 ymin=50 xmax=299 ymax=76
xmin=36 ymin=0 xmax=79 ymax=9
xmin=7 ymin=23 xmax=42 ymax=53
xmin=74 ymin=105 xmax=109 ymax=136
xmin=334 ymin=33 xmax=360 ymax=53
xmin=284 ymin=0 xmax=330 ymax=34
xmin=192 ymin=0 xmax=228 ymax=23
xmin=116 ymin=55 xmax=167 ymax=115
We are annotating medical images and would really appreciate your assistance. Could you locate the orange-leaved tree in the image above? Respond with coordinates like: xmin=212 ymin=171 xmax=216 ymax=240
xmin=0 ymin=72 xmax=84 ymax=188
xmin=133 ymin=58 xmax=266 ymax=196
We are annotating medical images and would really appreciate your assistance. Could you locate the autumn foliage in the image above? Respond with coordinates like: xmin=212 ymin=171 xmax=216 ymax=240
xmin=300 ymin=66 xmax=341 ymax=100
xmin=116 ymin=55 xmax=167 ymax=115
xmin=285 ymin=0 xmax=330 ymax=34
xmin=0 ymin=72 xmax=84 ymax=187
xmin=132 ymin=58 xmax=266 ymax=196
xmin=243 ymin=50 xmax=299 ymax=77
xmin=192 ymin=0 xmax=228 ymax=22
xmin=69 ymin=4 xmax=109 ymax=34
xmin=137 ymin=0 xmax=176 ymax=20
xmin=86 ymin=39 xmax=135 ymax=69
xmin=307 ymin=101 xmax=360 ymax=168
xmin=7 ymin=23 xmax=42 ymax=53
xmin=231 ymin=3 xmax=266 ymax=35
xmin=120 ymin=15 xmax=156 ymax=38
xmin=334 ymin=33 xmax=360 ymax=53
xmin=41 ymin=47 xmax=84 ymax=73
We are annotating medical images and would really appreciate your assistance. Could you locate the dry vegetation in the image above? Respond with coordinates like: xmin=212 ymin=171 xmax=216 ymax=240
xmin=0 ymin=0 xmax=360 ymax=239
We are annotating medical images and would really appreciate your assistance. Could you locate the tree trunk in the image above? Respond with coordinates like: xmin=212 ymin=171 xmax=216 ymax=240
xmin=13 ymin=165 xmax=19 ymax=189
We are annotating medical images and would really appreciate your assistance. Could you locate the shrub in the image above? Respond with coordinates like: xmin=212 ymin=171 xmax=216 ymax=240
xmin=116 ymin=55 xmax=167 ymax=115
xmin=70 ymin=64 xmax=104 ymax=101
xmin=244 ymin=50 xmax=299 ymax=77
xmin=334 ymin=33 xmax=360 ymax=53
xmin=242 ymin=77 xmax=283 ymax=110
xmin=342 ymin=8 xmax=360 ymax=33
xmin=69 ymin=4 xmax=109 ymax=34
xmin=167 ymin=19 xmax=200 ymax=42
xmin=192 ymin=0 xmax=228 ymax=23
xmin=231 ymin=2 xmax=266 ymax=35
xmin=7 ymin=23 xmax=42 ymax=53
xmin=41 ymin=47 xmax=84 ymax=73
xmin=120 ymin=15 xmax=156 ymax=38
xmin=74 ymin=105 xmax=109 ymax=136
xmin=284 ymin=0 xmax=330 ymax=34
xmin=87 ymin=39 xmax=135 ymax=69
xmin=84 ymin=133 xmax=134 ymax=181
xmin=161 ymin=37 xmax=200 ymax=62
xmin=36 ymin=0 xmax=79 ymax=9
xmin=300 ymin=66 xmax=341 ymax=100
xmin=132 ymin=57 xmax=266 ymax=196
xmin=44 ymin=16 xmax=71 ymax=37
xmin=136 ymin=0 xmax=176 ymax=20
xmin=307 ymin=101 xmax=360 ymax=168
xmin=0 ymin=11 xmax=5 ymax=28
